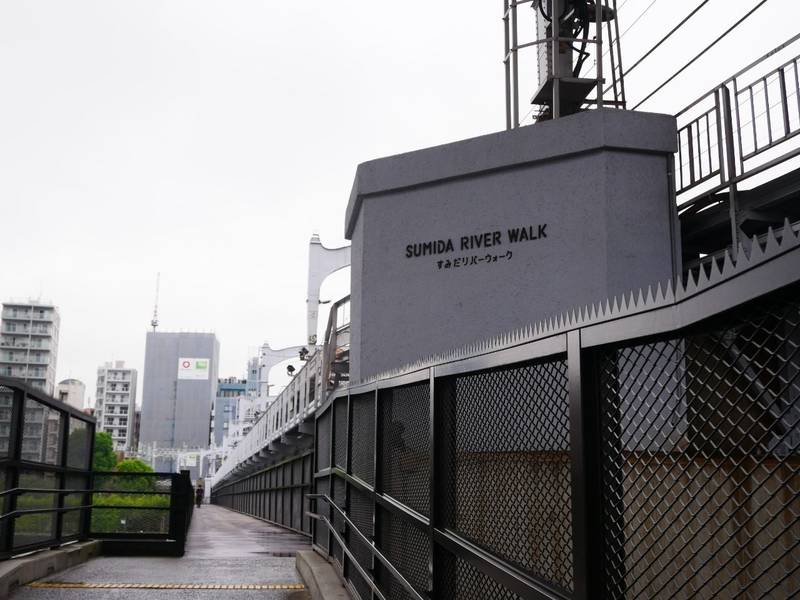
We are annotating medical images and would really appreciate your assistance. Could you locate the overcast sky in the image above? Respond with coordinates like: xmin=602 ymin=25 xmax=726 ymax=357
xmin=1 ymin=0 xmax=796 ymax=407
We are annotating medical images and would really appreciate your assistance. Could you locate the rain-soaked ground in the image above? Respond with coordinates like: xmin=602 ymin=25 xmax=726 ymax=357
xmin=11 ymin=505 xmax=312 ymax=600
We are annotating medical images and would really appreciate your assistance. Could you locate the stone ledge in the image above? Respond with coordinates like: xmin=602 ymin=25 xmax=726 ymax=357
xmin=0 ymin=540 xmax=101 ymax=599
xmin=296 ymin=550 xmax=351 ymax=600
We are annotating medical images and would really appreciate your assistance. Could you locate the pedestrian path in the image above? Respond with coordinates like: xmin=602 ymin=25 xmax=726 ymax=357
xmin=11 ymin=505 xmax=312 ymax=599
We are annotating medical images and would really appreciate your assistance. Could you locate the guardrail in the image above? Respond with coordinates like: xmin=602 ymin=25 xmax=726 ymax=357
xmin=0 ymin=377 xmax=194 ymax=560
xmin=211 ymin=452 xmax=313 ymax=537
xmin=309 ymin=226 xmax=800 ymax=599
xmin=211 ymin=295 xmax=350 ymax=487
xmin=90 ymin=470 xmax=194 ymax=557
xmin=0 ymin=377 xmax=95 ymax=560
xmin=676 ymin=34 xmax=800 ymax=248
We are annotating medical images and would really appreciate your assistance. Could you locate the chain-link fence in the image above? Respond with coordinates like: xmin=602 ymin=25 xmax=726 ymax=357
xmin=210 ymin=452 xmax=313 ymax=537
xmin=310 ymin=244 xmax=800 ymax=598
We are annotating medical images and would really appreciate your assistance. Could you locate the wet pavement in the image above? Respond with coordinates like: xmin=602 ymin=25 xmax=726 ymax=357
xmin=11 ymin=505 xmax=312 ymax=599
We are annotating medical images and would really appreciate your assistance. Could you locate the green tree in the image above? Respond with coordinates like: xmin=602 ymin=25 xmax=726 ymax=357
xmin=92 ymin=432 xmax=117 ymax=471
xmin=114 ymin=458 xmax=156 ymax=492
xmin=115 ymin=458 xmax=153 ymax=473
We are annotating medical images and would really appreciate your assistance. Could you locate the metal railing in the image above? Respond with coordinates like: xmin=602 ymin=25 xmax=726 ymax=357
xmin=676 ymin=35 xmax=800 ymax=248
xmin=211 ymin=295 xmax=350 ymax=487
xmin=0 ymin=377 xmax=194 ymax=560
xmin=0 ymin=377 xmax=95 ymax=559
xmin=211 ymin=452 xmax=313 ymax=537
xmin=309 ymin=230 xmax=800 ymax=599
xmin=91 ymin=470 xmax=194 ymax=557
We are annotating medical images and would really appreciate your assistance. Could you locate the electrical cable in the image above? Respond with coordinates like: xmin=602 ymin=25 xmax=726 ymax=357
xmin=621 ymin=0 xmax=712 ymax=80
xmin=632 ymin=0 xmax=775 ymax=110
xmin=579 ymin=0 xmax=661 ymax=78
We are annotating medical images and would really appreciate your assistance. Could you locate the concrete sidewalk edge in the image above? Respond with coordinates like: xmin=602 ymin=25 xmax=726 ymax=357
xmin=296 ymin=550 xmax=351 ymax=600
xmin=0 ymin=540 xmax=101 ymax=599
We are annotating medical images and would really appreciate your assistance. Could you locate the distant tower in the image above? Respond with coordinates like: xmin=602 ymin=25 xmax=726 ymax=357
xmin=151 ymin=273 xmax=160 ymax=332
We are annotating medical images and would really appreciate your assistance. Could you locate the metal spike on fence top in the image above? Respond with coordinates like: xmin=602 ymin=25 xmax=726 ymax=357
xmin=664 ymin=279 xmax=675 ymax=303
xmin=643 ymin=286 xmax=653 ymax=307
xmin=781 ymin=217 xmax=796 ymax=244
xmin=696 ymin=262 xmax=711 ymax=289
xmin=749 ymin=232 xmax=764 ymax=262
xmin=609 ymin=296 xmax=619 ymax=316
xmin=683 ymin=266 xmax=703 ymax=296
xmin=708 ymin=256 xmax=724 ymax=286
xmin=603 ymin=298 xmax=612 ymax=318
xmin=722 ymin=250 xmax=736 ymax=278
xmin=624 ymin=291 xmax=634 ymax=313
xmin=641 ymin=285 xmax=652 ymax=307
xmin=765 ymin=225 xmax=781 ymax=256
xmin=736 ymin=240 xmax=749 ymax=263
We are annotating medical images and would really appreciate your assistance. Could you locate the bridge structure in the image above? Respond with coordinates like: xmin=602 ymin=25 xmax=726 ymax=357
xmin=1 ymin=22 xmax=800 ymax=600
xmin=205 ymin=33 xmax=800 ymax=600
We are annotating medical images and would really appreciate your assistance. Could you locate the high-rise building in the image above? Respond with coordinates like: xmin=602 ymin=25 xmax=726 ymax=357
xmin=0 ymin=301 xmax=60 ymax=395
xmin=212 ymin=377 xmax=247 ymax=447
xmin=56 ymin=378 xmax=86 ymax=410
xmin=140 ymin=332 xmax=219 ymax=474
xmin=95 ymin=361 xmax=138 ymax=452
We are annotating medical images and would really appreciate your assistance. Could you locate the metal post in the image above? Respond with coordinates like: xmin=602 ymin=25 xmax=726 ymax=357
xmin=779 ymin=67 xmax=790 ymax=137
xmin=611 ymin=0 xmax=626 ymax=107
xmin=552 ymin=0 xmax=561 ymax=119
xmin=83 ymin=422 xmax=96 ymax=540
xmin=568 ymin=330 xmax=600 ymax=600
xmin=504 ymin=0 xmax=512 ymax=130
xmin=327 ymin=399 xmax=337 ymax=561
xmin=4 ymin=388 xmax=25 ymax=554
xmin=595 ymin=0 xmax=604 ymax=110
xmin=52 ymin=409 xmax=71 ymax=547
xmin=343 ymin=394 xmax=352 ymax=581
xmin=511 ymin=0 xmax=520 ymax=127
xmin=720 ymin=86 xmax=741 ymax=251
xmin=428 ymin=368 xmax=436 ymax=599
xmin=371 ymin=387 xmax=381 ymax=597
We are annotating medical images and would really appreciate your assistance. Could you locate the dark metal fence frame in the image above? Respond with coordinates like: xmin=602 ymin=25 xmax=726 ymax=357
xmin=676 ymin=35 xmax=800 ymax=248
xmin=309 ymin=231 xmax=800 ymax=599
xmin=90 ymin=470 xmax=194 ymax=557
xmin=210 ymin=451 xmax=314 ymax=537
xmin=0 ymin=378 xmax=194 ymax=560
xmin=0 ymin=377 xmax=96 ymax=559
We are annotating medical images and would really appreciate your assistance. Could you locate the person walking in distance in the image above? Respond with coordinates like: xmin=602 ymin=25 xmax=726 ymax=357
xmin=195 ymin=485 xmax=204 ymax=508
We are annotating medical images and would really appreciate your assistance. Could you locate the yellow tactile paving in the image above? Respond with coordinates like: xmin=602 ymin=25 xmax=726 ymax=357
xmin=28 ymin=582 xmax=306 ymax=590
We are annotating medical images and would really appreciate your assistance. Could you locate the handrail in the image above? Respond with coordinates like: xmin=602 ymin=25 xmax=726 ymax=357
xmin=310 ymin=493 xmax=423 ymax=600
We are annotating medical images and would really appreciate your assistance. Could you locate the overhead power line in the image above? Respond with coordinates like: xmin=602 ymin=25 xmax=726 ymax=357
xmin=632 ymin=0 xmax=775 ymax=110
xmin=612 ymin=0 xmax=713 ymax=88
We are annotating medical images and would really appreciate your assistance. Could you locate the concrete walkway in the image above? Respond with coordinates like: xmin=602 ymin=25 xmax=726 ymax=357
xmin=11 ymin=505 xmax=311 ymax=599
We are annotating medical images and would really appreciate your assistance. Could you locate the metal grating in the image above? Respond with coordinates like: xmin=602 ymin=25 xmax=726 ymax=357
xmin=347 ymin=486 xmax=375 ymax=600
xmin=332 ymin=476 xmax=347 ymax=565
xmin=334 ymin=398 xmax=348 ymax=469
xmin=376 ymin=505 xmax=430 ymax=598
xmin=435 ymin=548 xmax=524 ymax=600
xmin=350 ymin=393 xmax=375 ymax=485
xmin=317 ymin=409 xmax=332 ymax=470
xmin=348 ymin=568 xmax=374 ymax=600
xmin=90 ymin=508 xmax=170 ymax=535
xmin=599 ymin=291 xmax=800 ymax=599
xmin=380 ymin=382 xmax=431 ymax=516
xmin=314 ymin=475 xmax=330 ymax=550
xmin=441 ymin=360 xmax=573 ymax=591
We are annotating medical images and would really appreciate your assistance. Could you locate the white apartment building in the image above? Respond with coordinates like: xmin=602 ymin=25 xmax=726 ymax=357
xmin=95 ymin=361 xmax=138 ymax=452
xmin=0 ymin=301 xmax=60 ymax=395
xmin=56 ymin=378 xmax=86 ymax=410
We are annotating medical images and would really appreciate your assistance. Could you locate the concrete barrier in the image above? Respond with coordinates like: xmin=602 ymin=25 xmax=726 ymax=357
xmin=0 ymin=540 xmax=101 ymax=599
xmin=296 ymin=550 xmax=351 ymax=600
